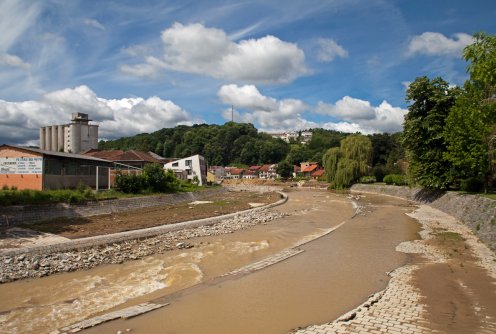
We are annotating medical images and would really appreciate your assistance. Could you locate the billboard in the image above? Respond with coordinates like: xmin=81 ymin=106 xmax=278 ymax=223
xmin=0 ymin=157 xmax=43 ymax=174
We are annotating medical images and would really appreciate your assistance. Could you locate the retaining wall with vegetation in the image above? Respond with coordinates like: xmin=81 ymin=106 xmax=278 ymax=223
xmin=1 ymin=188 xmax=227 ymax=227
xmin=351 ymin=184 xmax=496 ymax=251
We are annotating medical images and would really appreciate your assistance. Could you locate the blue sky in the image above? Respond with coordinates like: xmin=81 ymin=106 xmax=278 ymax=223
xmin=0 ymin=0 xmax=494 ymax=145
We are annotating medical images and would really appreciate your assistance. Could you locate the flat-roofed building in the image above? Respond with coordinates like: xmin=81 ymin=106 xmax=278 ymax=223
xmin=0 ymin=144 xmax=113 ymax=190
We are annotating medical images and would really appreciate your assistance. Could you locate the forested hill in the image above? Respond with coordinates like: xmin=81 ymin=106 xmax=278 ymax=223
xmin=98 ymin=122 xmax=402 ymax=168
xmin=99 ymin=122 xmax=288 ymax=166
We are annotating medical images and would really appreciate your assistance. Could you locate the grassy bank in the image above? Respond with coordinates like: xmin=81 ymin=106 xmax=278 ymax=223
xmin=0 ymin=182 xmax=216 ymax=206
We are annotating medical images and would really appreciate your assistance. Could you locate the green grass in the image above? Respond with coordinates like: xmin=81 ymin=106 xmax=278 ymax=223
xmin=435 ymin=231 xmax=465 ymax=242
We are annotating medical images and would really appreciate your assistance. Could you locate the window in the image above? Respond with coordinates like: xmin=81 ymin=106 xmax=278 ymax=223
xmin=172 ymin=162 xmax=179 ymax=167
xmin=185 ymin=160 xmax=192 ymax=167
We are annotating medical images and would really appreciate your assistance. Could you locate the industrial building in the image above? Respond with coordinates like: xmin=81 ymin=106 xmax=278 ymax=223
xmin=39 ymin=113 xmax=98 ymax=154
xmin=0 ymin=145 xmax=113 ymax=190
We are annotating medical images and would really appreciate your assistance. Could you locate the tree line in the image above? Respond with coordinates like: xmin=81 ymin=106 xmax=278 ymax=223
xmin=99 ymin=122 xmax=403 ymax=173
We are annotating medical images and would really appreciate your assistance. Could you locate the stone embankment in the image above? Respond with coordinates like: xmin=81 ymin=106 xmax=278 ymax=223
xmin=1 ymin=188 xmax=226 ymax=227
xmin=0 ymin=207 xmax=288 ymax=283
xmin=351 ymin=184 xmax=496 ymax=251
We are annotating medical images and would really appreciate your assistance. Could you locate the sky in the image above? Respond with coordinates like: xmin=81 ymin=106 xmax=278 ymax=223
xmin=0 ymin=0 xmax=495 ymax=146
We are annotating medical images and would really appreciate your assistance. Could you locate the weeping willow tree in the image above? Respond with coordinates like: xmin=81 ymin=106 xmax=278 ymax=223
xmin=323 ymin=135 xmax=372 ymax=189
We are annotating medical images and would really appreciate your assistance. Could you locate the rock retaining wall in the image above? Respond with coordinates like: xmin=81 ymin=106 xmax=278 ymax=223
xmin=351 ymin=184 xmax=496 ymax=251
xmin=0 ymin=188 xmax=227 ymax=227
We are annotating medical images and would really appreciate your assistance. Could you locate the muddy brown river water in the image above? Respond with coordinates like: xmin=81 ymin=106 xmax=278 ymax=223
xmin=0 ymin=189 xmax=420 ymax=334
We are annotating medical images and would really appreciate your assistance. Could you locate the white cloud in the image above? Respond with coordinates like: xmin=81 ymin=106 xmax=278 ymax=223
xmin=406 ymin=32 xmax=474 ymax=57
xmin=122 ymin=22 xmax=309 ymax=84
xmin=0 ymin=85 xmax=196 ymax=145
xmin=218 ymin=84 xmax=407 ymax=134
xmin=316 ymin=97 xmax=407 ymax=133
xmin=0 ymin=53 xmax=30 ymax=70
xmin=316 ymin=38 xmax=348 ymax=62
xmin=218 ymin=84 xmax=312 ymax=131
xmin=83 ymin=18 xmax=105 ymax=31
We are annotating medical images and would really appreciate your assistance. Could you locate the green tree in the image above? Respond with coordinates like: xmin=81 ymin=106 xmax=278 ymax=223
xmin=276 ymin=160 xmax=293 ymax=179
xmin=445 ymin=32 xmax=496 ymax=191
xmin=323 ymin=135 xmax=372 ymax=188
xmin=143 ymin=163 xmax=178 ymax=192
xmin=402 ymin=76 xmax=459 ymax=189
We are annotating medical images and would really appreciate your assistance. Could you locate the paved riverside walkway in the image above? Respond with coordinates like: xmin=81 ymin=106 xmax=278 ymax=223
xmin=294 ymin=204 xmax=496 ymax=334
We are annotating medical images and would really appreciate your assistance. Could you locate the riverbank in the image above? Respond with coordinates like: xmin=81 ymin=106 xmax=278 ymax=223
xmin=351 ymin=184 xmax=496 ymax=251
xmin=293 ymin=186 xmax=496 ymax=333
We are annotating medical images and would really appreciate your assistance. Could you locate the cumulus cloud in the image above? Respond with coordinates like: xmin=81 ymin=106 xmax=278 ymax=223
xmin=406 ymin=32 xmax=473 ymax=57
xmin=0 ymin=85 xmax=196 ymax=145
xmin=218 ymin=84 xmax=406 ymax=134
xmin=316 ymin=38 xmax=348 ymax=62
xmin=122 ymin=22 xmax=309 ymax=84
xmin=218 ymin=84 xmax=313 ymax=131
xmin=316 ymin=97 xmax=407 ymax=133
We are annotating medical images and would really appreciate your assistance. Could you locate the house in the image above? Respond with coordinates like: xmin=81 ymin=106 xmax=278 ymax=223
xmin=0 ymin=144 xmax=113 ymax=190
xmin=300 ymin=162 xmax=321 ymax=178
xmin=311 ymin=169 xmax=325 ymax=180
xmin=242 ymin=169 xmax=258 ymax=179
xmin=209 ymin=166 xmax=226 ymax=180
xmin=225 ymin=168 xmax=244 ymax=179
xmin=258 ymin=164 xmax=278 ymax=179
xmin=164 ymin=154 xmax=207 ymax=186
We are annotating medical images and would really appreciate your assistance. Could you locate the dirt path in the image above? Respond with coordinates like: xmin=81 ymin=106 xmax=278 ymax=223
xmin=15 ymin=191 xmax=280 ymax=239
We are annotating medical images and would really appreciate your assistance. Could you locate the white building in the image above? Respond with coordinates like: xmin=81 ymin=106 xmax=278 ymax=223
xmin=40 ymin=113 xmax=98 ymax=154
xmin=268 ymin=131 xmax=312 ymax=144
xmin=164 ymin=154 xmax=207 ymax=186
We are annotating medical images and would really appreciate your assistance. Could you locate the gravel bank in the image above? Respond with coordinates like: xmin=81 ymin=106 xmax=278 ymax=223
xmin=0 ymin=208 xmax=288 ymax=283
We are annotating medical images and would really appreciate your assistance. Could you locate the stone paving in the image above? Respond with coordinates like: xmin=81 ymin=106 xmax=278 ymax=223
xmin=53 ymin=302 xmax=168 ymax=334
xmin=293 ymin=204 xmax=496 ymax=334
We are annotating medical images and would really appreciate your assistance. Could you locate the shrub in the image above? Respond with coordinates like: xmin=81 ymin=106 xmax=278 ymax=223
xmin=459 ymin=177 xmax=484 ymax=192
xmin=383 ymin=174 xmax=408 ymax=186
xmin=359 ymin=176 xmax=376 ymax=184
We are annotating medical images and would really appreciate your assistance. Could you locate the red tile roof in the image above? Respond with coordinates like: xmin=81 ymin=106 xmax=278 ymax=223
xmin=229 ymin=168 xmax=244 ymax=175
xmin=258 ymin=164 xmax=272 ymax=172
xmin=249 ymin=165 xmax=262 ymax=170
xmin=301 ymin=164 xmax=319 ymax=173
xmin=311 ymin=169 xmax=325 ymax=177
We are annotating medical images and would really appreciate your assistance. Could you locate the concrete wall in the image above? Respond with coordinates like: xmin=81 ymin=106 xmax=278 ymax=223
xmin=1 ymin=188 xmax=227 ymax=227
xmin=351 ymin=184 xmax=496 ymax=251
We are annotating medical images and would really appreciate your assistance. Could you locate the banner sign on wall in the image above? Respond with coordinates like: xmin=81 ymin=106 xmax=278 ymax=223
xmin=0 ymin=157 xmax=43 ymax=174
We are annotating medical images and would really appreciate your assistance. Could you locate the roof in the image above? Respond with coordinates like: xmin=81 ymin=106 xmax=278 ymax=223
xmin=84 ymin=150 xmax=162 ymax=164
xmin=258 ymin=164 xmax=273 ymax=172
xmin=249 ymin=165 xmax=262 ymax=170
xmin=301 ymin=164 xmax=319 ymax=173
xmin=1 ymin=145 xmax=112 ymax=163
xmin=294 ymin=165 xmax=301 ymax=172
xmin=229 ymin=168 xmax=244 ymax=175
xmin=311 ymin=169 xmax=325 ymax=177
xmin=243 ymin=169 xmax=256 ymax=175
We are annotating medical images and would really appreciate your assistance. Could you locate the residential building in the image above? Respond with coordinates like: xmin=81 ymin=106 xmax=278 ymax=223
xmin=268 ymin=131 xmax=312 ymax=144
xmin=208 ymin=166 xmax=226 ymax=182
xmin=0 ymin=144 xmax=113 ymax=190
xmin=40 ymin=113 xmax=98 ymax=154
xmin=300 ymin=162 xmax=321 ymax=177
xmin=242 ymin=170 xmax=257 ymax=179
xmin=311 ymin=169 xmax=325 ymax=180
xmin=258 ymin=164 xmax=278 ymax=179
xmin=224 ymin=168 xmax=244 ymax=179
xmin=164 ymin=154 xmax=207 ymax=186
